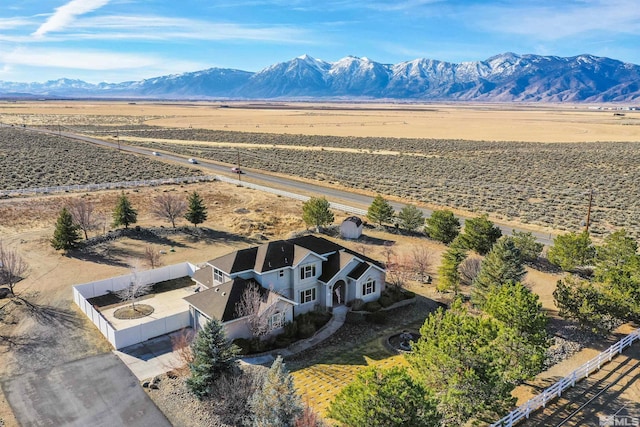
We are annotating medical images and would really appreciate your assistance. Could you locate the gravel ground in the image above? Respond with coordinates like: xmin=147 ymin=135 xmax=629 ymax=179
xmin=145 ymin=374 xmax=227 ymax=427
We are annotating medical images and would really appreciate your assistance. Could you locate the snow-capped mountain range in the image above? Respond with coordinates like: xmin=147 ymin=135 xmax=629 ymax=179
xmin=3 ymin=53 xmax=640 ymax=102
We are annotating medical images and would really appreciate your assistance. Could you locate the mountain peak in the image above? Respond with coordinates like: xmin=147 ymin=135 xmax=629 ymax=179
xmin=2 ymin=52 xmax=639 ymax=102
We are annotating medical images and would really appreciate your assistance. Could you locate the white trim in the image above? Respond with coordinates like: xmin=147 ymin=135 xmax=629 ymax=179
xmin=362 ymin=277 xmax=376 ymax=296
xmin=292 ymin=252 xmax=327 ymax=268
xmin=299 ymin=287 xmax=317 ymax=304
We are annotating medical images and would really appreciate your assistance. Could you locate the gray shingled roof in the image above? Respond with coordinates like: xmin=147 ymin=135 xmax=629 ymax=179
xmin=347 ymin=261 xmax=371 ymax=280
xmin=184 ymin=277 xmax=262 ymax=322
xmin=319 ymin=251 xmax=355 ymax=282
xmin=343 ymin=216 xmax=363 ymax=227
xmin=192 ymin=265 xmax=214 ymax=289
xmin=206 ymin=235 xmax=383 ymax=283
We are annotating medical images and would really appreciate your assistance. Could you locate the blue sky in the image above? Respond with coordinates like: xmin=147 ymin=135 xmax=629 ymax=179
xmin=1 ymin=0 xmax=639 ymax=83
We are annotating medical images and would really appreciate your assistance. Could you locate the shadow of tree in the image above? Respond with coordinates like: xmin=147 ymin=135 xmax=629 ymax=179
xmin=352 ymin=234 xmax=396 ymax=246
xmin=69 ymin=246 xmax=132 ymax=268
xmin=0 ymin=333 xmax=45 ymax=352
xmin=15 ymin=297 xmax=85 ymax=329
xmin=178 ymin=227 xmax=257 ymax=245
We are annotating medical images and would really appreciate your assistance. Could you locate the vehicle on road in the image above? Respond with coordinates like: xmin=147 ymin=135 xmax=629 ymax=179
xmin=231 ymin=167 xmax=242 ymax=174
xmin=188 ymin=158 xmax=198 ymax=164
xmin=152 ymin=151 xmax=160 ymax=156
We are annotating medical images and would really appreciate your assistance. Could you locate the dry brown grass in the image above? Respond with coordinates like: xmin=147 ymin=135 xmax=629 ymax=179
xmin=1 ymin=100 xmax=640 ymax=142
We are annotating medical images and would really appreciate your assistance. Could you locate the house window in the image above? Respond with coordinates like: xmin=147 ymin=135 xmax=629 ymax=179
xmin=362 ymin=279 xmax=376 ymax=296
xmin=213 ymin=268 xmax=225 ymax=284
xmin=300 ymin=264 xmax=316 ymax=280
xmin=268 ymin=312 xmax=284 ymax=330
xmin=279 ymin=269 xmax=285 ymax=278
xmin=300 ymin=287 xmax=316 ymax=304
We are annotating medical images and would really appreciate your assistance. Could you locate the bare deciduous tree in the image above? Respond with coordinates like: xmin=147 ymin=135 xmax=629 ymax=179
xmin=410 ymin=245 xmax=433 ymax=283
xmin=459 ymin=256 xmax=483 ymax=286
xmin=168 ymin=328 xmax=195 ymax=377
xmin=382 ymin=241 xmax=395 ymax=267
xmin=386 ymin=254 xmax=413 ymax=289
xmin=295 ymin=401 xmax=329 ymax=427
xmin=68 ymin=198 xmax=98 ymax=240
xmin=144 ymin=245 xmax=162 ymax=269
xmin=235 ymin=282 xmax=279 ymax=338
xmin=116 ymin=262 xmax=153 ymax=310
xmin=355 ymin=243 xmax=368 ymax=257
xmin=212 ymin=369 xmax=265 ymax=426
xmin=152 ymin=193 xmax=187 ymax=228
xmin=0 ymin=241 xmax=29 ymax=295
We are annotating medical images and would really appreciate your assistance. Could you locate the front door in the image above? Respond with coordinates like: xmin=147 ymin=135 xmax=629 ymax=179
xmin=333 ymin=280 xmax=346 ymax=306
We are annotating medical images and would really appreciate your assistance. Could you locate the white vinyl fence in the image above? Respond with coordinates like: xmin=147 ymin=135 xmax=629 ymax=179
xmin=73 ymin=262 xmax=197 ymax=349
xmin=491 ymin=327 xmax=640 ymax=426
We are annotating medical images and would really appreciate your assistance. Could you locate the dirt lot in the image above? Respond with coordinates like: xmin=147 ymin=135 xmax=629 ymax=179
xmin=1 ymin=100 xmax=639 ymax=142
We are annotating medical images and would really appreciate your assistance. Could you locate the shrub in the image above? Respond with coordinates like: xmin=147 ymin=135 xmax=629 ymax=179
xmin=403 ymin=290 xmax=416 ymax=299
xmin=233 ymin=338 xmax=252 ymax=355
xmin=383 ymin=286 xmax=405 ymax=303
xmin=297 ymin=319 xmax=317 ymax=339
xmin=310 ymin=311 xmax=331 ymax=329
xmin=275 ymin=335 xmax=292 ymax=349
xmin=283 ymin=321 xmax=298 ymax=338
xmin=378 ymin=295 xmax=394 ymax=308
xmin=250 ymin=337 xmax=268 ymax=353
xmin=366 ymin=311 xmax=387 ymax=324
xmin=351 ymin=298 xmax=365 ymax=311
xmin=364 ymin=301 xmax=382 ymax=312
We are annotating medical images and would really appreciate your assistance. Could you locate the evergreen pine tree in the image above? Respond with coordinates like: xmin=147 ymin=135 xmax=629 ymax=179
xmin=484 ymin=281 xmax=549 ymax=348
xmin=112 ymin=192 xmax=137 ymax=229
xmin=547 ymin=231 xmax=595 ymax=271
xmin=184 ymin=191 xmax=208 ymax=227
xmin=510 ymin=231 xmax=544 ymax=263
xmin=250 ymin=356 xmax=302 ymax=427
xmin=425 ymin=209 xmax=460 ymax=244
xmin=457 ymin=214 xmax=502 ymax=255
xmin=436 ymin=245 xmax=467 ymax=293
xmin=301 ymin=197 xmax=334 ymax=231
xmin=472 ymin=237 xmax=526 ymax=306
xmin=397 ymin=204 xmax=424 ymax=232
xmin=367 ymin=194 xmax=395 ymax=226
xmin=186 ymin=318 xmax=238 ymax=399
xmin=51 ymin=207 xmax=81 ymax=251
xmin=328 ymin=366 xmax=441 ymax=427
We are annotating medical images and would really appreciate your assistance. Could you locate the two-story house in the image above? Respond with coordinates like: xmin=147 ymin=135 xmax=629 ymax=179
xmin=184 ymin=235 xmax=385 ymax=339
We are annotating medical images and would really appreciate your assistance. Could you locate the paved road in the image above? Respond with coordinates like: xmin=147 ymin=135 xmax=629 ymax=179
xmin=1 ymin=352 xmax=172 ymax=427
xmin=10 ymin=124 xmax=556 ymax=246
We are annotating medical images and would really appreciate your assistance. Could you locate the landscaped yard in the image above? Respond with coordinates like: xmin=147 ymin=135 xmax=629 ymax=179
xmin=287 ymin=295 xmax=441 ymax=415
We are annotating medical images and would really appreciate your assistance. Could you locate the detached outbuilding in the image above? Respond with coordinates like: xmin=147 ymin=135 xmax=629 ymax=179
xmin=340 ymin=216 xmax=363 ymax=239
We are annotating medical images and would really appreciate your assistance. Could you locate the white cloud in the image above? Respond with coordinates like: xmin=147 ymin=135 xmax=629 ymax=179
xmin=44 ymin=15 xmax=312 ymax=43
xmin=470 ymin=0 xmax=640 ymax=40
xmin=32 ymin=0 xmax=111 ymax=37
xmin=365 ymin=0 xmax=444 ymax=12
xmin=0 ymin=47 xmax=159 ymax=71
xmin=0 ymin=17 xmax=33 ymax=30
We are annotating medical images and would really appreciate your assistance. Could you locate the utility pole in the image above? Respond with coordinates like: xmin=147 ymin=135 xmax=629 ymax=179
xmin=237 ymin=149 xmax=241 ymax=182
xmin=115 ymin=129 xmax=120 ymax=151
xmin=585 ymin=189 xmax=594 ymax=233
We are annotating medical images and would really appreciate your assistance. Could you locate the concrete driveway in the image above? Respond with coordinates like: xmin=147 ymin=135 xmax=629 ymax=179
xmin=2 ymin=353 xmax=171 ymax=427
